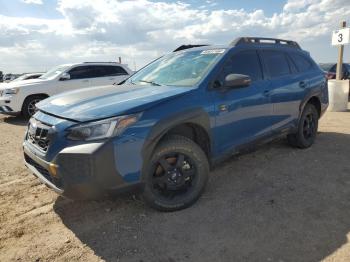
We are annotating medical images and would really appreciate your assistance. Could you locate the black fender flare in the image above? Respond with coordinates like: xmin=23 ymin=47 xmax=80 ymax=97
xmin=140 ymin=108 xmax=212 ymax=179
xmin=298 ymin=89 xmax=322 ymax=121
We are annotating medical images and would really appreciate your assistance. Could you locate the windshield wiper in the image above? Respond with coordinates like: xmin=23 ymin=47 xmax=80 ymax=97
xmin=138 ymin=80 xmax=162 ymax=86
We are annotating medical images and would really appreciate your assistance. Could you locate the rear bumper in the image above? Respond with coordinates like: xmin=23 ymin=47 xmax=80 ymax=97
xmin=23 ymin=140 xmax=142 ymax=199
xmin=320 ymin=101 xmax=328 ymax=118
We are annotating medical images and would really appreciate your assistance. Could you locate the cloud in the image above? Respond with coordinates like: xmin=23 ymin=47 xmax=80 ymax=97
xmin=21 ymin=0 xmax=43 ymax=5
xmin=0 ymin=0 xmax=349 ymax=73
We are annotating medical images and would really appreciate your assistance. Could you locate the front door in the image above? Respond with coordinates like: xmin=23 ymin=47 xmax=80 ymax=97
xmin=57 ymin=66 xmax=92 ymax=94
xmin=211 ymin=50 xmax=273 ymax=155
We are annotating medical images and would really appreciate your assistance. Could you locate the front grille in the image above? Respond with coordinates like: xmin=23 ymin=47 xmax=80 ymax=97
xmin=24 ymin=153 xmax=63 ymax=189
xmin=26 ymin=119 xmax=52 ymax=152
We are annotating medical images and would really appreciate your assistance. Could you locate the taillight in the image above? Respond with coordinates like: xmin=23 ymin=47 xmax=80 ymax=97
xmin=326 ymin=72 xmax=335 ymax=80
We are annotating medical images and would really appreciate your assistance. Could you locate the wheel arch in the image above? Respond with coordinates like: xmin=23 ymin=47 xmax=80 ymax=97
xmin=141 ymin=109 xmax=212 ymax=175
xmin=299 ymin=93 xmax=322 ymax=120
xmin=22 ymin=93 xmax=50 ymax=106
xmin=302 ymin=95 xmax=321 ymax=118
xmin=21 ymin=93 xmax=50 ymax=116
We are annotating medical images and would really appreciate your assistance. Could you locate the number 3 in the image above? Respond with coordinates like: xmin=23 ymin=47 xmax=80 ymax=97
xmin=338 ymin=33 xmax=343 ymax=43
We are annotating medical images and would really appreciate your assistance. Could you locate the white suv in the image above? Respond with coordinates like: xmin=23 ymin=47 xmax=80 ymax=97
xmin=0 ymin=62 xmax=132 ymax=118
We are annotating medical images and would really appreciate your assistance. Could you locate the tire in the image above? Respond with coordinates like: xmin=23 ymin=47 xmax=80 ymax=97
xmin=287 ymin=103 xmax=319 ymax=149
xmin=22 ymin=95 xmax=46 ymax=119
xmin=142 ymin=135 xmax=209 ymax=211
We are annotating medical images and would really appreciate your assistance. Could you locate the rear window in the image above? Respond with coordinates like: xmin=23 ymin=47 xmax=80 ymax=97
xmin=319 ymin=63 xmax=334 ymax=71
xmin=289 ymin=53 xmax=314 ymax=72
xmin=261 ymin=51 xmax=290 ymax=78
xmin=101 ymin=66 xmax=128 ymax=76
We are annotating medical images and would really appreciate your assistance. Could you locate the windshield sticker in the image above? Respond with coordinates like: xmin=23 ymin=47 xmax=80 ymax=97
xmin=201 ymin=49 xmax=225 ymax=55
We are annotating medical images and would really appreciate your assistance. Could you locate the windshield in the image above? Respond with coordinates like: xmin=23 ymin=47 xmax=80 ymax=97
xmin=39 ymin=65 xmax=71 ymax=80
xmin=11 ymin=74 xmax=28 ymax=82
xmin=11 ymin=74 xmax=38 ymax=82
xmin=128 ymin=49 xmax=225 ymax=87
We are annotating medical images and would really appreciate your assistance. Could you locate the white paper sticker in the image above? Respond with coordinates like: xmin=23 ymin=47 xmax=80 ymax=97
xmin=201 ymin=49 xmax=225 ymax=55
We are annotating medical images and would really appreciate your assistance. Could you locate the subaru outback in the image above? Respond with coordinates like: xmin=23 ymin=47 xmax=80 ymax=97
xmin=23 ymin=37 xmax=328 ymax=211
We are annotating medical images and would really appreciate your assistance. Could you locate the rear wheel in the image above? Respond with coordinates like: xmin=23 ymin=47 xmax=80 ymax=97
xmin=142 ymin=135 xmax=209 ymax=211
xmin=287 ymin=103 xmax=319 ymax=148
xmin=22 ymin=95 xmax=46 ymax=119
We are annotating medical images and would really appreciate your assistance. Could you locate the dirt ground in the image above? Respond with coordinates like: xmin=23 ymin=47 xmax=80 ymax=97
xmin=0 ymin=107 xmax=350 ymax=262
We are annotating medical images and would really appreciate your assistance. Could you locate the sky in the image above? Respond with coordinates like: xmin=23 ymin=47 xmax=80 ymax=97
xmin=0 ymin=0 xmax=349 ymax=73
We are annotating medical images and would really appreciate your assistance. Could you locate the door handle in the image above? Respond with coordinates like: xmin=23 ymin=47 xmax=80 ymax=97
xmin=109 ymin=78 xmax=115 ymax=80
xmin=299 ymin=81 xmax=307 ymax=88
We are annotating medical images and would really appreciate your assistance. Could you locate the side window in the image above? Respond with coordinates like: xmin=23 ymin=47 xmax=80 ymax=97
xmin=89 ymin=66 xmax=107 ymax=78
xmin=68 ymin=66 xmax=95 ymax=79
xmin=107 ymin=66 xmax=128 ymax=76
xmin=89 ymin=66 xmax=129 ymax=77
xmin=218 ymin=50 xmax=263 ymax=83
xmin=286 ymin=55 xmax=298 ymax=74
xmin=261 ymin=51 xmax=291 ymax=78
xmin=289 ymin=53 xmax=314 ymax=72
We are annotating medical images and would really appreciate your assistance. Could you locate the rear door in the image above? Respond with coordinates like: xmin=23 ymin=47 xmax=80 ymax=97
xmin=259 ymin=50 xmax=304 ymax=131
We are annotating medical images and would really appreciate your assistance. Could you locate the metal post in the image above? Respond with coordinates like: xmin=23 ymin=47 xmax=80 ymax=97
xmin=336 ymin=21 xmax=346 ymax=80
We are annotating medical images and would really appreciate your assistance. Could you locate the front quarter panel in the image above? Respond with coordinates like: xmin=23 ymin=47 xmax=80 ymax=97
xmin=113 ymin=87 xmax=214 ymax=183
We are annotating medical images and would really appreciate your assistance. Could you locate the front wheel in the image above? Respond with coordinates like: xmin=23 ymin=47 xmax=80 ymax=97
xmin=22 ymin=95 xmax=45 ymax=119
xmin=142 ymin=135 xmax=209 ymax=211
xmin=287 ymin=103 xmax=319 ymax=149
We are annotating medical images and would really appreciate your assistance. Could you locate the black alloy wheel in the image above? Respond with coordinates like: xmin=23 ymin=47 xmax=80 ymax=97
xmin=287 ymin=103 xmax=319 ymax=149
xmin=142 ymin=135 xmax=209 ymax=211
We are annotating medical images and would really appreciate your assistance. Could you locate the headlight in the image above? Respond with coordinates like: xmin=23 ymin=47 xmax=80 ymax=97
xmin=4 ymin=88 xmax=19 ymax=95
xmin=66 ymin=114 xmax=141 ymax=141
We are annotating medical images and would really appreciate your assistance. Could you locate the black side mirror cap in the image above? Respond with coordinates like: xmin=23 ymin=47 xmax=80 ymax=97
xmin=224 ymin=74 xmax=251 ymax=88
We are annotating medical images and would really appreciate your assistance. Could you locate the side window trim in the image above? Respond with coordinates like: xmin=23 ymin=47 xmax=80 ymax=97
xmin=257 ymin=50 xmax=268 ymax=80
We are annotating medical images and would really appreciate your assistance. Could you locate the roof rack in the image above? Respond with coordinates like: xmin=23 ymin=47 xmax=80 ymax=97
xmin=231 ymin=37 xmax=301 ymax=49
xmin=173 ymin=44 xmax=209 ymax=52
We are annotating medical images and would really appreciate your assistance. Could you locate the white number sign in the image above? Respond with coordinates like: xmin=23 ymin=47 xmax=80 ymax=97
xmin=332 ymin=28 xmax=350 ymax=46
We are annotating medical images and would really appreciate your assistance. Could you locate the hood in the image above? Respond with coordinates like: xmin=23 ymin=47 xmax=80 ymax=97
xmin=0 ymin=78 xmax=45 ymax=90
xmin=36 ymin=84 xmax=195 ymax=122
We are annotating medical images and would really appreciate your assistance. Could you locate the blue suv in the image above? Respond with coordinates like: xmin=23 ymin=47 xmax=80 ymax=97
xmin=23 ymin=37 xmax=328 ymax=211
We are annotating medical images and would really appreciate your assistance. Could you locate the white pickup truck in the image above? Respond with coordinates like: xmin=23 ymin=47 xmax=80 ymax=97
xmin=0 ymin=62 xmax=132 ymax=118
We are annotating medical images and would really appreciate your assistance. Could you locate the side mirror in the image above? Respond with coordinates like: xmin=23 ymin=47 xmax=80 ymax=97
xmin=59 ymin=72 xmax=70 ymax=81
xmin=224 ymin=74 xmax=251 ymax=88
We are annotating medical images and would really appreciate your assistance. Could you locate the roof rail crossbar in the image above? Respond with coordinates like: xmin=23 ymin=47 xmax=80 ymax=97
xmin=231 ymin=37 xmax=301 ymax=49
